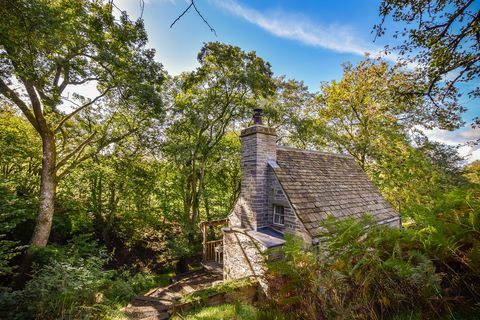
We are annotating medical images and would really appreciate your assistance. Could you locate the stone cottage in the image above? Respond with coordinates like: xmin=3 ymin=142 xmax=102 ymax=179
xmin=221 ymin=109 xmax=401 ymax=281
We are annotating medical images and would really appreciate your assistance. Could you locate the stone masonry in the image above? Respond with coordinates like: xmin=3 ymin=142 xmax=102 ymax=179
xmin=223 ymin=228 xmax=267 ymax=280
xmin=224 ymin=112 xmax=401 ymax=284
xmin=267 ymin=173 xmax=309 ymax=240
xmin=229 ymin=125 xmax=277 ymax=229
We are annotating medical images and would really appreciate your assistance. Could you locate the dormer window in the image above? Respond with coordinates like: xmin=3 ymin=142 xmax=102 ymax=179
xmin=273 ymin=204 xmax=285 ymax=225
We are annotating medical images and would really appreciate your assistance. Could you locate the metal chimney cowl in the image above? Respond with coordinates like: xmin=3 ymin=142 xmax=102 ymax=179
xmin=253 ymin=108 xmax=263 ymax=125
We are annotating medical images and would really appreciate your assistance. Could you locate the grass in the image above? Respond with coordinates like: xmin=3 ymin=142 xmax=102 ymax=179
xmin=179 ymin=278 xmax=256 ymax=303
xmin=171 ymin=303 xmax=287 ymax=320
xmin=171 ymin=303 xmax=259 ymax=320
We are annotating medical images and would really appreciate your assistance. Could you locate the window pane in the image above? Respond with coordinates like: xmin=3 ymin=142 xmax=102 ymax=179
xmin=274 ymin=205 xmax=284 ymax=225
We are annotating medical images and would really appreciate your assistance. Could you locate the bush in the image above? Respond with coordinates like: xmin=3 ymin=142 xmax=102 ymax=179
xmin=0 ymin=235 xmax=174 ymax=320
xmin=0 ymin=237 xmax=113 ymax=319
xmin=105 ymin=271 xmax=173 ymax=307
xmin=22 ymin=253 xmax=112 ymax=319
xmin=265 ymin=206 xmax=480 ymax=319
xmin=0 ymin=180 xmax=36 ymax=280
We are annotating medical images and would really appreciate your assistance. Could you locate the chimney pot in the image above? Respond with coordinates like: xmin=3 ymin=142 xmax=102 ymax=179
xmin=253 ymin=108 xmax=263 ymax=125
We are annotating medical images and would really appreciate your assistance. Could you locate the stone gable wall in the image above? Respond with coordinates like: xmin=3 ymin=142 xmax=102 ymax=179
xmin=267 ymin=171 xmax=311 ymax=243
xmin=267 ymin=171 xmax=300 ymax=233
xmin=223 ymin=228 xmax=267 ymax=283
xmin=223 ymin=227 xmax=284 ymax=293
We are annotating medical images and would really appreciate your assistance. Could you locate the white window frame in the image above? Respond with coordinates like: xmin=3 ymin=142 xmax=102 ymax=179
xmin=273 ymin=204 xmax=285 ymax=225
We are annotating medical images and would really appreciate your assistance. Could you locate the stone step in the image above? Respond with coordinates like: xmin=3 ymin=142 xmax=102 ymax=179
xmin=124 ymin=269 xmax=224 ymax=319
xmin=124 ymin=305 xmax=172 ymax=319
xmin=181 ymin=284 xmax=195 ymax=294
xmin=132 ymin=296 xmax=174 ymax=308
xmin=123 ymin=306 xmax=169 ymax=319
xmin=153 ymin=291 xmax=181 ymax=300
xmin=137 ymin=311 xmax=171 ymax=320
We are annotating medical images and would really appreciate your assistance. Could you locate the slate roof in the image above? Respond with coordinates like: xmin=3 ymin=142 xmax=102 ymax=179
xmin=246 ymin=227 xmax=285 ymax=248
xmin=273 ymin=147 xmax=400 ymax=238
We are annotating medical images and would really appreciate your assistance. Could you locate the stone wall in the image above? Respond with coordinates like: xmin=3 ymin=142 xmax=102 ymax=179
xmin=231 ymin=125 xmax=276 ymax=230
xmin=267 ymin=171 xmax=309 ymax=238
xmin=223 ymin=227 xmax=267 ymax=282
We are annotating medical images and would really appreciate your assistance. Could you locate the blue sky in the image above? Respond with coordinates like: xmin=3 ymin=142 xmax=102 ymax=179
xmin=116 ymin=0 xmax=479 ymax=161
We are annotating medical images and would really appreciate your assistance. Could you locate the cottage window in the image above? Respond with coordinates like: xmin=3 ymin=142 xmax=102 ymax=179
xmin=273 ymin=204 xmax=285 ymax=225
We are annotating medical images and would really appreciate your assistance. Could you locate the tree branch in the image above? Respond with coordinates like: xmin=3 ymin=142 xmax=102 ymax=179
xmin=170 ymin=0 xmax=216 ymax=36
xmin=68 ymin=77 xmax=101 ymax=86
xmin=170 ymin=1 xmax=193 ymax=29
xmin=54 ymin=88 xmax=110 ymax=132
xmin=0 ymin=78 xmax=39 ymax=131
xmin=58 ymin=65 xmax=70 ymax=95
xmin=56 ymin=131 xmax=97 ymax=170
xmin=21 ymin=77 xmax=50 ymax=135
xmin=437 ymin=0 xmax=475 ymax=39
xmin=191 ymin=1 xmax=216 ymax=36
xmin=56 ymin=152 xmax=91 ymax=181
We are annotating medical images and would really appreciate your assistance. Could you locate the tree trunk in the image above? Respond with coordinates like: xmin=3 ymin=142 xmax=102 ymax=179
xmin=16 ymin=132 xmax=56 ymax=287
xmin=30 ymin=132 xmax=57 ymax=247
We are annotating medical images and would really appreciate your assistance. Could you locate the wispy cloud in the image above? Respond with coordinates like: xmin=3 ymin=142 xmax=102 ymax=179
xmin=114 ymin=0 xmax=176 ymax=19
xmin=212 ymin=0 xmax=397 ymax=62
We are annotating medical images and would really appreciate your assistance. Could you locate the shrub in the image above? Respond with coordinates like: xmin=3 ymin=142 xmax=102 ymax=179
xmin=105 ymin=271 xmax=173 ymax=306
xmin=22 ymin=253 xmax=112 ymax=319
xmin=265 ymin=208 xmax=480 ymax=319
xmin=0 ymin=235 xmax=174 ymax=320
xmin=0 ymin=180 xmax=36 ymax=280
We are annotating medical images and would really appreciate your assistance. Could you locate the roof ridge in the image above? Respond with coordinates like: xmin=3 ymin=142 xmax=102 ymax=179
xmin=276 ymin=146 xmax=353 ymax=158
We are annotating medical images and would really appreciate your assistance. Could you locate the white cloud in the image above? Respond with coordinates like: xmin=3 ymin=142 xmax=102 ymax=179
xmin=425 ymin=127 xmax=480 ymax=144
xmin=212 ymin=0 xmax=403 ymax=64
xmin=423 ymin=126 xmax=480 ymax=163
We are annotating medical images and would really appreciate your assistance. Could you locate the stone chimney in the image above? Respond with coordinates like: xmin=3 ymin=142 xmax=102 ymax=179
xmin=238 ymin=109 xmax=277 ymax=229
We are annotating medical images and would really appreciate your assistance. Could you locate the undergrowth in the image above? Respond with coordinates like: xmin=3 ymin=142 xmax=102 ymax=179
xmin=0 ymin=235 xmax=174 ymax=320
xmin=265 ymin=189 xmax=480 ymax=320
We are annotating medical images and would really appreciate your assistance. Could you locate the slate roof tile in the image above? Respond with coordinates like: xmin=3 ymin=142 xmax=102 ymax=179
xmin=273 ymin=147 xmax=399 ymax=238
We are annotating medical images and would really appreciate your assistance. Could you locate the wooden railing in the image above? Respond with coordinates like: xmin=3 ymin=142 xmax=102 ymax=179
xmin=203 ymin=239 xmax=223 ymax=262
xmin=200 ymin=218 xmax=227 ymax=263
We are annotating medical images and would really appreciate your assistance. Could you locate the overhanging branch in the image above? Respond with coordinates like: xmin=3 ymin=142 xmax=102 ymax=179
xmin=170 ymin=0 xmax=216 ymax=36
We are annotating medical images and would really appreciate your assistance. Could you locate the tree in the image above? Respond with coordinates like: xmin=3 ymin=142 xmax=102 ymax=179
xmin=300 ymin=58 xmax=457 ymax=214
xmin=0 ymin=0 xmax=164 ymax=251
xmin=0 ymin=104 xmax=41 ymax=195
xmin=163 ymin=42 xmax=275 ymax=242
xmin=464 ymin=160 xmax=480 ymax=185
xmin=261 ymin=77 xmax=315 ymax=147
xmin=312 ymin=59 xmax=429 ymax=170
xmin=375 ymin=0 xmax=479 ymax=129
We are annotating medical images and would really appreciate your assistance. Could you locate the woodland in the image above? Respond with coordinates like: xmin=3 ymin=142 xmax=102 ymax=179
xmin=0 ymin=0 xmax=479 ymax=319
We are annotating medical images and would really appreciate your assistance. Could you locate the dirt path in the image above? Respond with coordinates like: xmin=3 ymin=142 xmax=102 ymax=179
xmin=123 ymin=269 xmax=223 ymax=320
